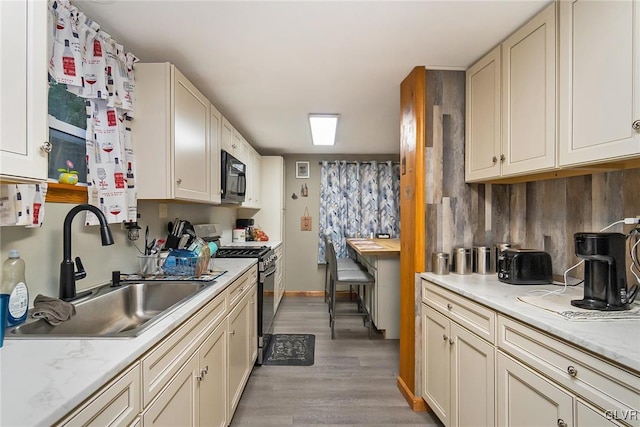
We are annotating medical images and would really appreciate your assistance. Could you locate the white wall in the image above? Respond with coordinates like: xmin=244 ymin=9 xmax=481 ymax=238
xmin=283 ymin=154 xmax=398 ymax=292
xmin=0 ymin=200 xmax=239 ymax=305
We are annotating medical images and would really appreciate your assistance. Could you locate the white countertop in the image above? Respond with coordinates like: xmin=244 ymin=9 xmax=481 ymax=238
xmin=421 ymin=272 xmax=640 ymax=374
xmin=0 ymin=258 xmax=257 ymax=427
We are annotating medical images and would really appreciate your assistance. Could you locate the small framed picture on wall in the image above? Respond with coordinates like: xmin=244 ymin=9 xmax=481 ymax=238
xmin=296 ymin=161 xmax=310 ymax=179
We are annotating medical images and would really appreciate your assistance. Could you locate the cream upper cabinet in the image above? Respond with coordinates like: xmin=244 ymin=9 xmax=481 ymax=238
xmin=466 ymin=46 xmax=502 ymax=181
xmin=253 ymin=156 xmax=285 ymax=240
xmin=466 ymin=3 xmax=557 ymax=182
xmin=497 ymin=352 xmax=574 ymax=427
xmin=559 ymin=0 xmax=640 ymax=166
xmin=252 ymin=150 xmax=262 ymax=208
xmin=241 ymin=146 xmax=262 ymax=209
xmin=221 ymin=117 xmax=234 ymax=154
xmin=0 ymin=0 xmax=49 ymax=182
xmin=501 ymin=3 xmax=556 ymax=176
xmin=132 ymin=63 xmax=211 ymax=202
xmin=210 ymin=104 xmax=222 ymax=204
xmin=229 ymin=128 xmax=248 ymax=163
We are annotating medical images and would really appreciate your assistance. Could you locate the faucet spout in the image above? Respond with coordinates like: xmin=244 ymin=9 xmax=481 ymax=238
xmin=60 ymin=204 xmax=114 ymax=301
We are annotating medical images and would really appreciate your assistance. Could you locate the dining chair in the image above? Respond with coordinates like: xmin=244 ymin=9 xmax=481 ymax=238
xmin=325 ymin=235 xmax=375 ymax=339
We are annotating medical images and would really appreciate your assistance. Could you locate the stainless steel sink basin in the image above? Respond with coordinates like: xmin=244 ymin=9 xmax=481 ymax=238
xmin=7 ymin=281 xmax=213 ymax=339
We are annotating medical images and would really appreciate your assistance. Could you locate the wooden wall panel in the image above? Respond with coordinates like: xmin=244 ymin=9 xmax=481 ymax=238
xmin=398 ymin=66 xmax=425 ymax=410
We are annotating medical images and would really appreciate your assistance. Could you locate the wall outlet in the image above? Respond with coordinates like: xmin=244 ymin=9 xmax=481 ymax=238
xmin=159 ymin=204 xmax=168 ymax=219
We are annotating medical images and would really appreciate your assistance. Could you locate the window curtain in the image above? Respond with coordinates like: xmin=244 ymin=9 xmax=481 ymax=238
xmin=48 ymin=0 xmax=138 ymax=225
xmin=318 ymin=160 xmax=400 ymax=263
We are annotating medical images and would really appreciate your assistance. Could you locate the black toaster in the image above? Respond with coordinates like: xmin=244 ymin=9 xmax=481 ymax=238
xmin=497 ymin=249 xmax=552 ymax=285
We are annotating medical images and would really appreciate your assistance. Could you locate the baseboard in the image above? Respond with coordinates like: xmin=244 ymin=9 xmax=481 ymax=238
xmin=397 ymin=376 xmax=428 ymax=412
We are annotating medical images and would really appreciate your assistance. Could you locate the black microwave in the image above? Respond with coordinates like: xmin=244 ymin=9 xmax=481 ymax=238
xmin=221 ymin=150 xmax=246 ymax=203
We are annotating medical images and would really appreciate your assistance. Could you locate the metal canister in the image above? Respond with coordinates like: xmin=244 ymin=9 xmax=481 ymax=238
xmin=473 ymin=246 xmax=495 ymax=274
xmin=494 ymin=243 xmax=517 ymax=271
xmin=431 ymin=252 xmax=449 ymax=275
xmin=451 ymin=247 xmax=472 ymax=275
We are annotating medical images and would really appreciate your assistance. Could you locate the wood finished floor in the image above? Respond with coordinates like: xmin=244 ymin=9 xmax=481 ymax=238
xmin=231 ymin=296 xmax=443 ymax=426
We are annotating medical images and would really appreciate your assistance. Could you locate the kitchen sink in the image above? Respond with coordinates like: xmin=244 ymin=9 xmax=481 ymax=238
xmin=6 ymin=281 xmax=213 ymax=339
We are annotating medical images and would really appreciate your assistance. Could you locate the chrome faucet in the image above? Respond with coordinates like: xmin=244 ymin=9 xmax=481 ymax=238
xmin=60 ymin=204 xmax=114 ymax=301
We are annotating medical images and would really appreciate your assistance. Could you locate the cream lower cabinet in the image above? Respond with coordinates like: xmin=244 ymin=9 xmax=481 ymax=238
xmin=144 ymin=353 xmax=200 ymax=426
xmin=421 ymin=279 xmax=640 ymax=427
xmin=357 ymin=253 xmax=400 ymax=339
xmin=199 ymin=320 xmax=228 ymax=427
xmin=274 ymin=244 xmax=285 ymax=313
xmin=58 ymin=266 xmax=258 ymax=427
xmin=497 ymin=351 xmax=573 ymax=427
xmin=421 ymin=294 xmax=495 ymax=426
xmin=57 ymin=364 xmax=141 ymax=427
xmin=228 ymin=288 xmax=253 ymax=420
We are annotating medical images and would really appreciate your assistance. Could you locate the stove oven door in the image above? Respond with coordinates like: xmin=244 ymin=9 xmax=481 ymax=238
xmin=257 ymin=263 xmax=276 ymax=364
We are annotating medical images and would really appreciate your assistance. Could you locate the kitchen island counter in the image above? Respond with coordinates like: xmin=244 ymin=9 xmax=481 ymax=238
xmin=1 ymin=258 xmax=257 ymax=427
xmin=421 ymin=272 xmax=640 ymax=374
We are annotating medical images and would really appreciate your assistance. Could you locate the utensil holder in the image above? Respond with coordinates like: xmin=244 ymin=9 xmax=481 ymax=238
xmin=138 ymin=254 xmax=160 ymax=276
xmin=451 ymin=247 xmax=472 ymax=275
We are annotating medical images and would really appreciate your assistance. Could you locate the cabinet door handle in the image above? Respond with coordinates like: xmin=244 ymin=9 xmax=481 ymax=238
xmin=449 ymin=338 xmax=455 ymax=345
xmin=176 ymin=178 xmax=182 ymax=185
xmin=230 ymin=330 xmax=236 ymax=336
xmin=442 ymin=334 xmax=448 ymax=341
xmin=557 ymin=419 xmax=567 ymax=427
xmin=633 ymin=120 xmax=640 ymax=131
xmin=492 ymin=156 xmax=497 ymax=164
xmin=500 ymin=154 xmax=505 ymax=162
xmin=40 ymin=142 xmax=53 ymax=153
xmin=203 ymin=365 xmax=209 ymax=374
xmin=196 ymin=371 xmax=205 ymax=381
xmin=447 ymin=303 xmax=453 ymax=310
xmin=567 ymin=366 xmax=578 ymax=377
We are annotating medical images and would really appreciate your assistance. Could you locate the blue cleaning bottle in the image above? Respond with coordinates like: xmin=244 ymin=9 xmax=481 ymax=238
xmin=2 ymin=250 xmax=29 ymax=327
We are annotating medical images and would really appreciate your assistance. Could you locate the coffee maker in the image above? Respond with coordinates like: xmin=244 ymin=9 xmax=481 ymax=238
xmin=571 ymin=232 xmax=629 ymax=311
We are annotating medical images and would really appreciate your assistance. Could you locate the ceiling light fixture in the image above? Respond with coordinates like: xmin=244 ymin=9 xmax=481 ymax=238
xmin=309 ymin=114 xmax=339 ymax=146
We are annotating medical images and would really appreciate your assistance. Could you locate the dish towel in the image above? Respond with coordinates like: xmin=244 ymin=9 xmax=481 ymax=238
xmin=31 ymin=294 xmax=76 ymax=326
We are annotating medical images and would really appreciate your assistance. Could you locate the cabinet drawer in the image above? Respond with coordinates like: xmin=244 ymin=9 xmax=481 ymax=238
xmin=228 ymin=266 xmax=256 ymax=309
xmin=422 ymin=280 xmax=496 ymax=344
xmin=142 ymin=293 xmax=226 ymax=407
xmin=58 ymin=363 xmax=141 ymax=427
xmin=498 ymin=315 xmax=640 ymax=424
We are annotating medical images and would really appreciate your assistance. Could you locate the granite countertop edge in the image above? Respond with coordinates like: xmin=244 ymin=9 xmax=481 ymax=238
xmin=420 ymin=272 xmax=640 ymax=375
xmin=0 ymin=258 xmax=257 ymax=427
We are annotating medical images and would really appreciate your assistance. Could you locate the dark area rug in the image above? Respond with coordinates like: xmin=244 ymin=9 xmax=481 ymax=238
xmin=263 ymin=334 xmax=315 ymax=366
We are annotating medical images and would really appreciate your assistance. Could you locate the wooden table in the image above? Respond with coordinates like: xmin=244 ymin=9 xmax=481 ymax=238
xmin=346 ymin=238 xmax=400 ymax=256
xmin=346 ymin=238 xmax=400 ymax=338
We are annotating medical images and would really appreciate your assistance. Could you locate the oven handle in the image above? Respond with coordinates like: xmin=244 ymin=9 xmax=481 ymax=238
xmin=260 ymin=264 xmax=276 ymax=282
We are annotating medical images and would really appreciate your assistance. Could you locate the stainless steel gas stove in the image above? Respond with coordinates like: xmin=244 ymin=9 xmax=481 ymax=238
xmin=216 ymin=245 xmax=277 ymax=365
